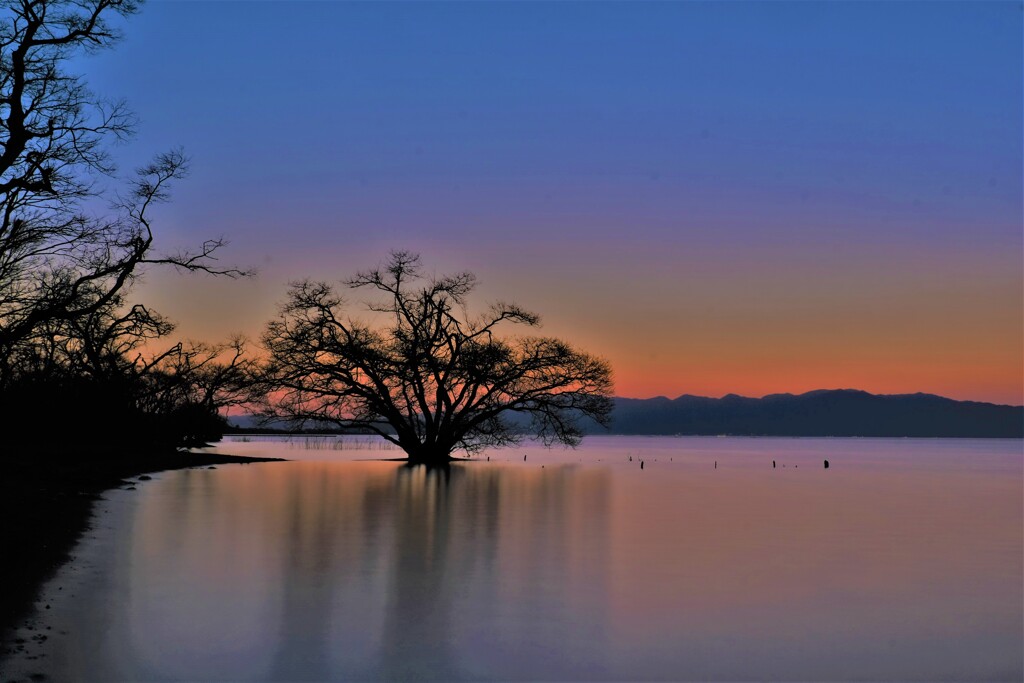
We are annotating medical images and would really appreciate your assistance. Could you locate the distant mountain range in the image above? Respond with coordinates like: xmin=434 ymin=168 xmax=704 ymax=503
xmin=602 ymin=389 xmax=1022 ymax=438
xmin=226 ymin=389 xmax=1023 ymax=438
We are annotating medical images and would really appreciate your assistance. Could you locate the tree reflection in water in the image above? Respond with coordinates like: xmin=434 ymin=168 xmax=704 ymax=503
xmin=257 ymin=461 xmax=609 ymax=681
xmin=3 ymin=438 xmax=1019 ymax=682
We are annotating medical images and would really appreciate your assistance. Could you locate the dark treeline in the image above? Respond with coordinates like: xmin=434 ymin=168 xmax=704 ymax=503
xmin=0 ymin=317 xmax=254 ymax=454
xmin=0 ymin=0 xmax=252 ymax=456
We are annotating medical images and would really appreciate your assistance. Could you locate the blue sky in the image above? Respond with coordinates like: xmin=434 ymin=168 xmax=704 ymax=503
xmin=75 ymin=1 xmax=1023 ymax=402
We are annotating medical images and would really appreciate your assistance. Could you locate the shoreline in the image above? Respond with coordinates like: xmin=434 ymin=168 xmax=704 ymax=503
xmin=0 ymin=449 xmax=284 ymax=653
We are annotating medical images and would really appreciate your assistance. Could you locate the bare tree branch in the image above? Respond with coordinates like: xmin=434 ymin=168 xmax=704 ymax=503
xmin=257 ymin=252 xmax=613 ymax=465
xmin=0 ymin=1 xmax=249 ymax=354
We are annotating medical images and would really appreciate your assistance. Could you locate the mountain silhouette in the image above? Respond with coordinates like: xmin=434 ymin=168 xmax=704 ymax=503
xmin=602 ymin=389 xmax=1022 ymax=437
xmin=228 ymin=389 xmax=1022 ymax=438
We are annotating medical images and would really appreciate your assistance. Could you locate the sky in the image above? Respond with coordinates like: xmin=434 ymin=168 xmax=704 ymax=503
xmin=78 ymin=1 xmax=1022 ymax=404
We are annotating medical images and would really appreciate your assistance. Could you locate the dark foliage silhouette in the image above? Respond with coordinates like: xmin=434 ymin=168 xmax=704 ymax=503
xmin=257 ymin=252 xmax=613 ymax=465
xmin=1 ymin=295 xmax=256 ymax=453
xmin=0 ymin=0 xmax=249 ymax=453
xmin=0 ymin=0 xmax=245 ymax=352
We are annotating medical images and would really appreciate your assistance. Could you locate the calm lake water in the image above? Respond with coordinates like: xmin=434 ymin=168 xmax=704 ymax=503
xmin=3 ymin=436 xmax=1021 ymax=682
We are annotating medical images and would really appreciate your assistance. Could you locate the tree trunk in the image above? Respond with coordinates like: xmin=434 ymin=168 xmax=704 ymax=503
xmin=404 ymin=444 xmax=455 ymax=467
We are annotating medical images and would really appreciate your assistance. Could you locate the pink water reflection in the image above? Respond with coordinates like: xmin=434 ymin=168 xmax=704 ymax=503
xmin=4 ymin=437 xmax=1020 ymax=681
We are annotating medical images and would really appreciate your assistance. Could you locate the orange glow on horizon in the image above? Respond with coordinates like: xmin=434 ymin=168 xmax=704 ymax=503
xmin=139 ymin=241 xmax=1023 ymax=408
xmin=610 ymin=345 xmax=1023 ymax=405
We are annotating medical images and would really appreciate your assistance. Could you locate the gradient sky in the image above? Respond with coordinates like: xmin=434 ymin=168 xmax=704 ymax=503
xmin=78 ymin=1 xmax=1021 ymax=404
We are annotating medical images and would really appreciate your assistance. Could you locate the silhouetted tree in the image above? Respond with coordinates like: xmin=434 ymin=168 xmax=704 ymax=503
xmin=0 ymin=0 xmax=245 ymax=355
xmin=0 ymin=284 xmax=257 ymax=452
xmin=135 ymin=336 xmax=258 ymax=447
xmin=0 ymin=0 xmax=250 ymax=453
xmin=258 ymin=252 xmax=614 ymax=465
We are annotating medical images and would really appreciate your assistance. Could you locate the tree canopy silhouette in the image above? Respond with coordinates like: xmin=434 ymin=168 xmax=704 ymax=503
xmin=0 ymin=0 xmax=249 ymax=454
xmin=0 ymin=0 xmax=245 ymax=355
xmin=258 ymin=252 xmax=613 ymax=465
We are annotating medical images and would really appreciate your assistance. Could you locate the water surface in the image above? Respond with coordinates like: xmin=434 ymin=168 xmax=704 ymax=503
xmin=4 ymin=436 xmax=1021 ymax=681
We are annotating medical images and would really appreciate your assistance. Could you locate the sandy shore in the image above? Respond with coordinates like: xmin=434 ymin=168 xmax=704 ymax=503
xmin=0 ymin=449 xmax=283 ymax=657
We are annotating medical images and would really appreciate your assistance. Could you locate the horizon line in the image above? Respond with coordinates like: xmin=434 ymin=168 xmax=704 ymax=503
xmin=618 ymin=387 xmax=1024 ymax=408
